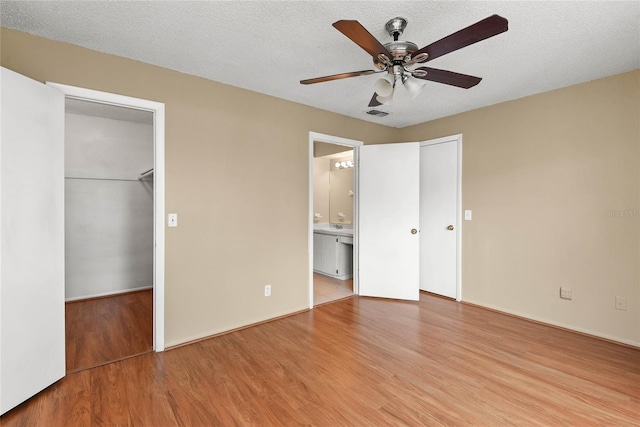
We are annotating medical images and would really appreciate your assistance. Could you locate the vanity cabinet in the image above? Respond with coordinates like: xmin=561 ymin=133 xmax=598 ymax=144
xmin=313 ymin=232 xmax=353 ymax=280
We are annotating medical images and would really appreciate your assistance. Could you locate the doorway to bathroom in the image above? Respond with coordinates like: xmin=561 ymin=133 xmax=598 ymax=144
xmin=308 ymin=132 xmax=363 ymax=307
xmin=307 ymin=132 xmax=462 ymax=306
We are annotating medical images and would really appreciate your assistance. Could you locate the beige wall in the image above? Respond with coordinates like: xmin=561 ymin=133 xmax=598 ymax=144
xmin=398 ymin=70 xmax=640 ymax=345
xmin=2 ymin=27 xmax=638 ymax=346
xmin=0 ymin=28 xmax=396 ymax=346
xmin=314 ymin=141 xmax=354 ymax=158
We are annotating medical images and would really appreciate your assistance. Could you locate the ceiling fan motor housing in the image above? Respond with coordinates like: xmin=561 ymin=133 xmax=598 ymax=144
xmin=374 ymin=17 xmax=419 ymax=69
xmin=374 ymin=41 xmax=419 ymax=69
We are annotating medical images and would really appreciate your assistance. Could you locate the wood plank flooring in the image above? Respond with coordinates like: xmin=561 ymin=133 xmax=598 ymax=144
xmin=65 ymin=289 xmax=153 ymax=373
xmin=3 ymin=293 xmax=639 ymax=426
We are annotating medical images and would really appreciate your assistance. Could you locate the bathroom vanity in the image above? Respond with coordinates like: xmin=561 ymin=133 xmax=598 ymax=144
xmin=313 ymin=224 xmax=353 ymax=280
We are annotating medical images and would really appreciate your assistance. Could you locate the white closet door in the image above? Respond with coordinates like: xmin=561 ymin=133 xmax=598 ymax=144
xmin=419 ymin=139 xmax=459 ymax=298
xmin=1 ymin=67 xmax=65 ymax=414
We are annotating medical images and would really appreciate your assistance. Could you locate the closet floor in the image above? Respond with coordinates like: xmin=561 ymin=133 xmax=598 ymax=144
xmin=313 ymin=273 xmax=353 ymax=306
xmin=65 ymin=289 xmax=153 ymax=373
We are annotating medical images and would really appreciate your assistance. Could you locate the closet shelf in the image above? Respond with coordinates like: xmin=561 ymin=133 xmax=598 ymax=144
xmin=138 ymin=168 xmax=154 ymax=180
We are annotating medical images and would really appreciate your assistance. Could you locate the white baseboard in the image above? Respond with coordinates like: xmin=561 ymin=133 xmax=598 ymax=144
xmin=463 ymin=298 xmax=640 ymax=348
xmin=65 ymin=285 xmax=153 ymax=302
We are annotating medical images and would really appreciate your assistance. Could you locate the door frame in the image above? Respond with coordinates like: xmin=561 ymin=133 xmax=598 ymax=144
xmin=419 ymin=134 xmax=463 ymax=301
xmin=46 ymin=82 xmax=166 ymax=351
xmin=308 ymin=131 xmax=362 ymax=308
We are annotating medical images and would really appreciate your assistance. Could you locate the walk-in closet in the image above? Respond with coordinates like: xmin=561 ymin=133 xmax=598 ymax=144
xmin=64 ymin=99 xmax=154 ymax=372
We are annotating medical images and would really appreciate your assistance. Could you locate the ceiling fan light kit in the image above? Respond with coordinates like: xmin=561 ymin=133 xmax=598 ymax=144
xmin=402 ymin=75 xmax=426 ymax=99
xmin=373 ymin=91 xmax=394 ymax=106
xmin=300 ymin=14 xmax=509 ymax=110
xmin=374 ymin=73 xmax=395 ymax=97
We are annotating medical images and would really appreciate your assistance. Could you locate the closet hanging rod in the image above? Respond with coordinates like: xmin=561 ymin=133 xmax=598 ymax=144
xmin=138 ymin=168 xmax=154 ymax=180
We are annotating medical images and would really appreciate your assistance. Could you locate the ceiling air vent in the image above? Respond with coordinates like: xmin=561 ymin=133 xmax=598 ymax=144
xmin=365 ymin=109 xmax=389 ymax=117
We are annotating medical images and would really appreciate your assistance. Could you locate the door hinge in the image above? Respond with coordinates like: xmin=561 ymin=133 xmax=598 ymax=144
xmin=336 ymin=269 xmax=339 ymax=274
xmin=336 ymin=238 xmax=339 ymax=242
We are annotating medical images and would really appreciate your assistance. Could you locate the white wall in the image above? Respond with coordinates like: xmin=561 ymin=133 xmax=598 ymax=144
xmin=65 ymin=112 xmax=153 ymax=300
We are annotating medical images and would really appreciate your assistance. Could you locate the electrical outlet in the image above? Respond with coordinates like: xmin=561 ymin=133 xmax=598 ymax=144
xmin=615 ymin=296 xmax=627 ymax=311
xmin=560 ymin=287 xmax=572 ymax=300
xmin=264 ymin=285 xmax=271 ymax=297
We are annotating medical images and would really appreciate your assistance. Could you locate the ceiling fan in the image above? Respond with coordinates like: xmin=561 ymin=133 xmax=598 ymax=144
xmin=300 ymin=15 xmax=508 ymax=107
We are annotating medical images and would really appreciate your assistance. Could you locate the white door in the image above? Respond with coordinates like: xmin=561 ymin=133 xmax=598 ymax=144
xmin=0 ymin=67 xmax=66 ymax=414
xmin=359 ymin=143 xmax=420 ymax=300
xmin=420 ymin=138 xmax=459 ymax=298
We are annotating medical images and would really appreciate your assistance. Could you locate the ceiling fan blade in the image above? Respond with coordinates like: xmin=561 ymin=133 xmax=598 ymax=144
xmin=333 ymin=20 xmax=392 ymax=62
xmin=368 ymin=93 xmax=383 ymax=107
xmin=411 ymin=15 xmax=508 ymax=63
xmin=414 ymin=67 xmax=482 ymax=88
xmin=300 ymin=70 xmax=376 ymax=85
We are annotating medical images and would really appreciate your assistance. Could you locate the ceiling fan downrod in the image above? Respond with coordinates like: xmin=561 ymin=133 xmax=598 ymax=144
xmin=385 ymin=17 xmax=408 ymax=41
xmin=375 ymin=17 xmax=425 ymax=70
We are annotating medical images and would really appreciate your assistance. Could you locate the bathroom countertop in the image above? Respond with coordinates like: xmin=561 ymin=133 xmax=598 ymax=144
xmin=313 ymin=223 xmax=353 ymax=237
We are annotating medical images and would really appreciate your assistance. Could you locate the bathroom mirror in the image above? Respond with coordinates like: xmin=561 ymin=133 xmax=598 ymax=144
xmin=312 ymin=144 xmax=354 ymax=225
xmin=329 ymin=157 xmax=354 ymax=224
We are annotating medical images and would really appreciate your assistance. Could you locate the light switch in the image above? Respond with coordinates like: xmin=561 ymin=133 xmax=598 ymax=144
xmin=464 ymin=210 xmax=472 ymax=221
xmin=168 ymin=213 xmax=178 ymax=227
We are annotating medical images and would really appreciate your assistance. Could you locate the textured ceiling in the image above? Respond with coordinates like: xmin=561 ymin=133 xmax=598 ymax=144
xmin=1 ymin=1 xmax=639 ymax=128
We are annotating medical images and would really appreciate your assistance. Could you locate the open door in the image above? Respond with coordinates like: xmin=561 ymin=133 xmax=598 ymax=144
xmin=358 ymin=142 xmax=420 ymax=300
xmin=0 ymin=67 xmax=66 ymax=414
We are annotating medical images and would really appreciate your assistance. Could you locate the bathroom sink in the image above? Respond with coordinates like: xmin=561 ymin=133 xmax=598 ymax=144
xmin=313 ymin=224 xmax=354 ymax=237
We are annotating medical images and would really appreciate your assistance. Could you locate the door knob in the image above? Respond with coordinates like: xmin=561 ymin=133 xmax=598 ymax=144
xmin=447 ymin=225 xmax=454 ymax=231
xmin=411 ymin=228 xmax=418 ymax=234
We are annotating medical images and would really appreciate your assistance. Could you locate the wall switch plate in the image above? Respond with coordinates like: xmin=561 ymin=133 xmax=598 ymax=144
xmin=464 ymin=210 xmax=472 ymax=221
xmin=168 ymin=213 xmax=178 ymax=227
xmin=615 ymin=296 xmax=627 ymax=311
xmin=264 ymin=285 xmax=271 ymax=297
xmin=560 ymin=287 xmax=572 ymax=300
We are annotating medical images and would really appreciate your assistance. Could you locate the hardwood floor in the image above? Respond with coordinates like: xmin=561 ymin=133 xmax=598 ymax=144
xmin=65 ymin=289 xmax=153 ymax=373
xmin=3 ymin=293 xmax=639 ymax=426
xmin=313 ymin=272 xmax=353 ymax=306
